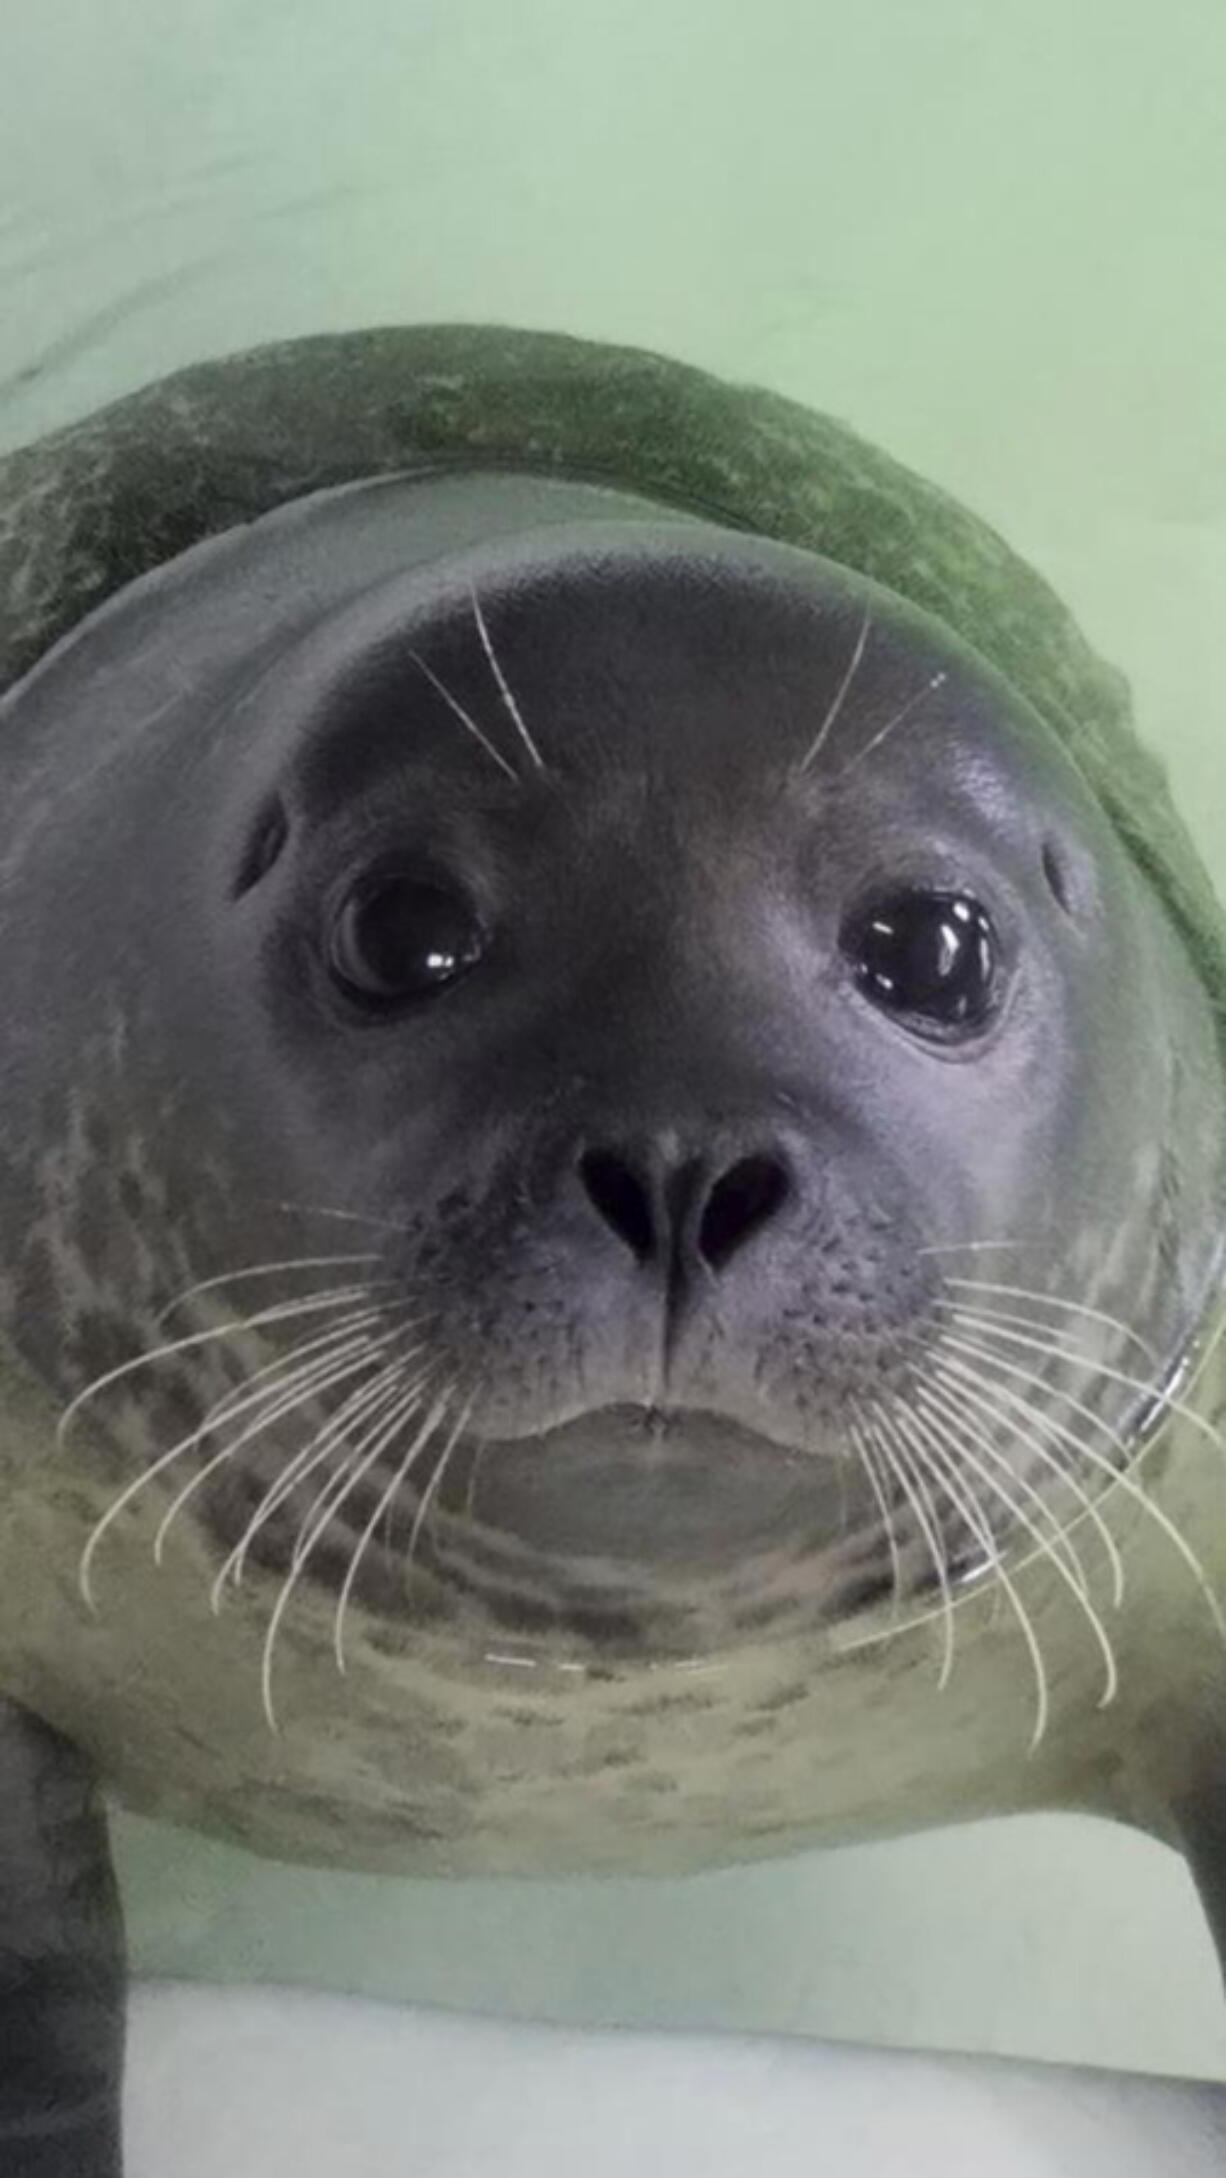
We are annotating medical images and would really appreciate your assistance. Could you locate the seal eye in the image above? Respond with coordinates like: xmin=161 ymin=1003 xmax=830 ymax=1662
xmin=845 ymin=889 xmax=998 ymax=1032
xmin=328 ymin=873 xmax=486 ymax=1007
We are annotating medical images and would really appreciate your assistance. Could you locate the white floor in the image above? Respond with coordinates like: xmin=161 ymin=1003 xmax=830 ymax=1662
xmin=114 ymin=1808 xmax=1226 ymax=2084
xmin=126 ymin=1983 xmax=1226 ymax=2178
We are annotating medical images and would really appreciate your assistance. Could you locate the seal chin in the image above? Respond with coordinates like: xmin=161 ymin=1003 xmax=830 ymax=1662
xmin=460 ymin=1401 xmax=855 ymax=1571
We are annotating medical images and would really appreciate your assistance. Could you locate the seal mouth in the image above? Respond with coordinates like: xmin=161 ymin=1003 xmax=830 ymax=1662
xmin=454 ymin=1400 xmax=859 ymax=1571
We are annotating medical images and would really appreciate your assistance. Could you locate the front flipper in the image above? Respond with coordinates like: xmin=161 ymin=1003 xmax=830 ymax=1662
xmin=0 ymin=1700 xmax=124 ymax=2176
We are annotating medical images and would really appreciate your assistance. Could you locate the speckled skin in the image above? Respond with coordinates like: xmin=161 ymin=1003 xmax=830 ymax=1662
xmin=2 ymin=326 xmax=1226 ymax=2175
xmin=1 ymin=1328 xmax=1226 ymax=1883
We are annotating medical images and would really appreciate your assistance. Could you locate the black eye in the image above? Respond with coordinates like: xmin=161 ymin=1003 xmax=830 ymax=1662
xmin=329 ymin=873 xmax=486 ymax=1008
xmin=845 ymin=889 xmax=999 ymax=1032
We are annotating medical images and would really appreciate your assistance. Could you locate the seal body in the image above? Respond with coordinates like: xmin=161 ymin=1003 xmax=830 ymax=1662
xmin=1 ymin=324 xmax=1226 ymax=2166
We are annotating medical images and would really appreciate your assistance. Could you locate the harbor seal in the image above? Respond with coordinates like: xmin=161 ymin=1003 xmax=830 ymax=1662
xmin=1 ymin=323 xmax=1225 ymax=2171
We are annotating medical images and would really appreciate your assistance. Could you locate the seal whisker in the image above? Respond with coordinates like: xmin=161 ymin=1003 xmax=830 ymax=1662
xmin=259 ymin=1374 xmax=442 ymax=1730
xmin=174 ymin=1300 xmax=389 ymax=1451
xmin=404 ymin=1388 xmax=477 ymax=1588
xmin=469 ymin=582 xmax=546 ymax=774
xmin=334 ymin=1381 xmax=472 ymax=1674
xmin=190 ymin=1311 xmax=422 ymax=1571
xmin=916 ymin=1239 xmax=1033 ymax=1256
xmin=919 ymin=1347 xmax=1125 ymax=1605
xmin=833 ymin=1555 xmax=1006 ymax=1656
xmin=332 ymin=1378 xmax=446 ymax=1673
xmin=190 ymin=1306 xmax=398 ymax=1434
xmin=938 ymin=1330 xmax=1141 ymax=1462
xmin=153 ymin=1336 xmax=393 ymax=1567
xmin=936 ymin=1299 xmax=1083 ymax=1347
xmin=58 ymin=1285 xmax=380 ymax=1445
xmin=838 ymin=668 xmax=949 ymax=779
xmin=943 ymin=1303 xmax=1158 ymax=1384
xmin=910 ymin=1377 xmax=1119 ymax=1709
xmin=935 ymin=1280 xmax=1160 ymax=1367
xmin=875 ymin=1401 xmax=983 ymax=1690
xmin=405 ymin=645 xmax=519 ymax=784
xmin=210 ymin=1364 xmax=407 ymax=1607
xmin=268 ymin=1199 xmax=417 ymax=1238
xmin=157 ymin=1255 xmax=384 ymax=1326
xmin=463 ymin=1431 xmax=492 ymax=1521
xmin=910 ymin=1362 xmax=1093 ymax=1599
xmin=288 ymin=1365 xmax=433 ymax=1575
xmin=216 ymin=1360 xmax=425 ymax=1605
xmin=846 ymin=1415 xmax=904 ymax=1612
xmin=856 ymin=1400 xmax=957 ymax=1688
xmin=891 ymin=1396 xmax=1055 ymax=1746
xmin=262 ymin=1379 xmax=451 ymax=1729
xmin=934 ymin=1347 xmax=1226 ymax=1639
xmin=941 ymin=1322 xmax=1226 ymax=1456
xmin=797 ymin=604 xmax=871 ymax=773
xmin=936 ymin=1302 xmax=1108 ymax=1376
xmin=76 ymin=1305 xmax=394 ymax=1609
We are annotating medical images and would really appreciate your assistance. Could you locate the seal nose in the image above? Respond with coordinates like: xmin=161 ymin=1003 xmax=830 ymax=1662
xmin=576 ymin=1141 xmax=792 ymax=1275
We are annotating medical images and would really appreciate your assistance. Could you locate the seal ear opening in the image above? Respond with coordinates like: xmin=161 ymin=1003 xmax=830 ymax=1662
xmin=1041 ymin=837 xmax=1075 ymax=917
xmin=233 ymin=797 xmax=289 ymax=900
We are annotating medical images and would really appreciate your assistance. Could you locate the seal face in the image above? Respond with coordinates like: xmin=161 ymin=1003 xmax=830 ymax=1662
xmin=0 ymin=452 xmax=1223 ymax=1884
xmin=0 ymin=335 xmax=1224 ymax=1899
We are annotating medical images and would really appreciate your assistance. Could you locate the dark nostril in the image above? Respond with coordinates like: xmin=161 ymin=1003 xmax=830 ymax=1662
xmin=698 ymin=1154 xmax=791 ymax=1271
xmin=577 ymin=1144 xmax=792 ymax=1274
xmin=577 ymin=1149 xmax=656 ymax=1262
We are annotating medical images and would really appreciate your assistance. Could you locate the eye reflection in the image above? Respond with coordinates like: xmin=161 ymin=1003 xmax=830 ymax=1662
xmin=329 ymin=872 xmax=486 ymax=1007
xmin=847 ymin=889 xmax=998 ymax=1030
